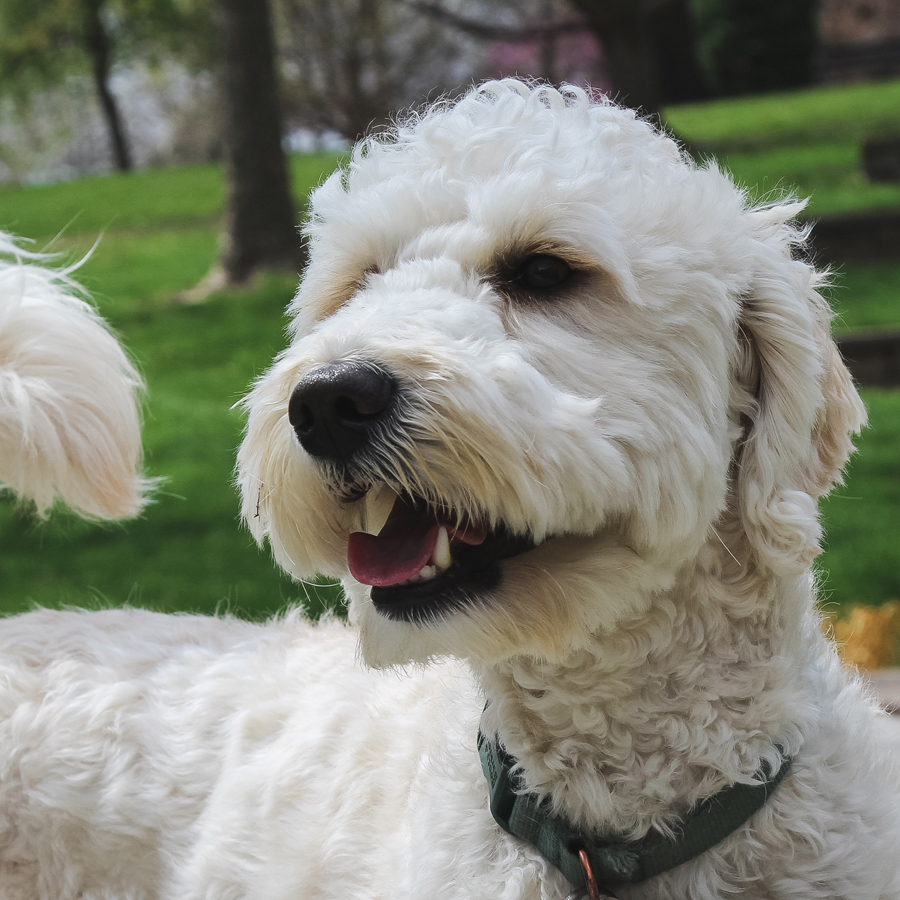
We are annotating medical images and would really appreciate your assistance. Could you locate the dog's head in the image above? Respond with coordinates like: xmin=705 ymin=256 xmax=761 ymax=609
xmin=238 ymin=82 xmax=864 ymax=667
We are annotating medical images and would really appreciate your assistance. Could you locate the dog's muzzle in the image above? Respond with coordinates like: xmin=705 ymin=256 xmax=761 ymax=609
xmin=288 ymin=362 xmax=396 ymax=463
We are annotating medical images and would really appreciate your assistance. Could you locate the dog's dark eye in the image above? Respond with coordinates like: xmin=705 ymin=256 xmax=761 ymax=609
xmin=517 ymin=255 xmax=572 ymax=291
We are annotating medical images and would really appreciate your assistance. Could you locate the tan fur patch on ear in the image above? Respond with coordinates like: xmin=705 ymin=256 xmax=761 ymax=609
xmin=803 ymin=340 xmax=867 ymax=498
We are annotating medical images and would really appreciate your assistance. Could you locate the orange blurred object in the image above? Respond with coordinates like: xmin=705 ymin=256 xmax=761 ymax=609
xmin=826 ymin=601 xmax=900 ymax=670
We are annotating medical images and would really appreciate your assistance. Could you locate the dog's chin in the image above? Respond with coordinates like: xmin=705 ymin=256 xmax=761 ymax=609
xmin=369 ymin=524 xmax=536 ymax=624
xmin=346 ymin=573 xmax=511 ymax=669
xmin=345 ymin=528 xmax=541 ymax=670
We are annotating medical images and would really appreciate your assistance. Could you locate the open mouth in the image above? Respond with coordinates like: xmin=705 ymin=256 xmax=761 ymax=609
xmin=347 ymin=488 xmax=536 ymax=622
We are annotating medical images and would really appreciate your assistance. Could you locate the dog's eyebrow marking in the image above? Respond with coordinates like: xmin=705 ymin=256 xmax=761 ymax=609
xmin=497 ymin=240 xmax=595 ymax=271
xmin=303 ymin=267 xmax=380 ymax=323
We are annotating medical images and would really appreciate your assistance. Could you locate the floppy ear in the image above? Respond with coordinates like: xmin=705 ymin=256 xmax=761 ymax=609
xmin=731 ymin=205 xmax=867 ymax=575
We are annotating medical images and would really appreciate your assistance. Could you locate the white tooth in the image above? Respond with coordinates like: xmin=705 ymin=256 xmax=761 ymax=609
xmin=433 ymin=526 xmax=451 ymax=570
xmin=362 ymin=485 xmax=397 ymax=536
xmin=418 ymin=565 xmax=436 ymax=581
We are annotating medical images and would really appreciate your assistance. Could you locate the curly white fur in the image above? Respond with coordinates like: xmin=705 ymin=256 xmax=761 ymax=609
xmin=0 ymin=83 xmax=896 ymax=900
xmin=0 ymin=234 xmax=147 ymax=519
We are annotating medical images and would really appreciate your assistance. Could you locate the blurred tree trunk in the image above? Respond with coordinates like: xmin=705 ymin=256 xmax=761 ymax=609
xmin=566 ymin=0 xmax=667 ymax=115
xmin=81 ymin=0 xmax=132 ymax=172
xmin=565 ymin=0 xmax=708 ymax=148
xmin=408 ymin=0 xmax=693 ymax=116
xmin=214 ymin=0 xmax=302 ymax=284
xmin=650 ymin=0 xmax=708 ymax=105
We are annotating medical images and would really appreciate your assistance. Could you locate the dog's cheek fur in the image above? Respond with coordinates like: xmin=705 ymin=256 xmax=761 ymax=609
xmin=349 ymin=536 xmax=678 ymax=667
xmin=500 ymin=274 xmax=743 ymax=562
xmin=238 ymin=355 xmax=353 ymax=579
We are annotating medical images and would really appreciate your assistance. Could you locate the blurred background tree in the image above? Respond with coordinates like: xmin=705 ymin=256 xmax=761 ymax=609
xmin=565 ymin=0 xmax=706 ymax=111
xmin=277 ymin=0 xmax=472 ymax=142
xmin=691 ymin=0 xmax=819 ymax=96
xmin=211 ymin=0 xmax=300 ymax=285
xmin=0 ymin=0 xmax=213 ymax=173
xmin=3 ymin=0 xmax=897 ymax=180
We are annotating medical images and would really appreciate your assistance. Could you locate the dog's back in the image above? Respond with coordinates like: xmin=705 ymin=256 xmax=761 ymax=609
xmin=0 ymin=608 xmax=512 ymax=900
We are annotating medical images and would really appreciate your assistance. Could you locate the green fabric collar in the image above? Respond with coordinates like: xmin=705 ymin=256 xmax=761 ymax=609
xmin=477 ymin=728 xmax=792 ymax=893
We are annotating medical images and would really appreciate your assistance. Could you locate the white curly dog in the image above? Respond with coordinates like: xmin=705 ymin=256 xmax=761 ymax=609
xmin=0 ymin=82 xmax=897 ymax=900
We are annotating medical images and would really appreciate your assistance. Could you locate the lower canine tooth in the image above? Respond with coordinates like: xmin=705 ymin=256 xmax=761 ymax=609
xmin=418 ymin=565 xmax=436 ymax=581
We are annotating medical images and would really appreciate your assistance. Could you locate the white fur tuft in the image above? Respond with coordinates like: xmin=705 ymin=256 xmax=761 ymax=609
xmin=0 ymin=234 xmax=149 ymax=519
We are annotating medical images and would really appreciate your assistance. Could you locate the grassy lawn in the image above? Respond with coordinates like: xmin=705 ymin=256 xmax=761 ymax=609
xmin=721 ymin=142 xmax=900 ymax=216
xmin=0 ymin=155 xmax=345 ymax=620
xmin=818 ymin=389 xmax=900 ymax=611
xmin=0 ymin=153 xmax=341 ymax=241
xmin=830 ymin=260 xmax=900 ymax=334
xmin=665 ymin=79 xmax=900 ymax=150
xmin=0 ymin=79 xmax=899 ymax=619
xmin=666 ymin=78 xmax=900 ymax=215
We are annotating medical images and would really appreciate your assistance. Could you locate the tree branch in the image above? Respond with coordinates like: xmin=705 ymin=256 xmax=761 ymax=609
xmin=406 ymin=1 xmax=587 ymax=42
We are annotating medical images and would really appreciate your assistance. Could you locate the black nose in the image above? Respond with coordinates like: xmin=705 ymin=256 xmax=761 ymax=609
xmin=288 ymin=362 xmax=396 ymax=462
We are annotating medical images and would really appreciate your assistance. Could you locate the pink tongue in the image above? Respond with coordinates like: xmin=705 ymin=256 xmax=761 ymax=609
xmin=347 ymin=497 xmax=487 ymax=587
xmin=348 ymin=501 xmax=439 ymax=587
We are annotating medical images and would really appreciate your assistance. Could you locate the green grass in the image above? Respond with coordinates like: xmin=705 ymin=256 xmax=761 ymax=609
xmin=0 ymin=83 xmax=898 ymax=618
xmin=720 ymin=142 xmax=900 ymax=216
xmin=0 ymin=152 xmax=342 ymax=240
xmin=665 ymin=78 xmax=900 ymax=150
xmin=0 ymin=154 xmax=346 ymax=619
xmin=665 ymin=78 xmax=900 ymax=215
xmin=0 ymin=163 xmax=224 ymax=240
xmin=818 ymin=389 xmax=900 ymax=610
xmin=829 ymin=261 xmax=900 ymax=334
xmin=77 ymin=228 xmax=220 ymax=311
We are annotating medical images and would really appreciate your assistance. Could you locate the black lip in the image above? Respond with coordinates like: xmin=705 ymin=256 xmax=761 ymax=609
xmin=370 ymin=524 xmax=536 ymax=624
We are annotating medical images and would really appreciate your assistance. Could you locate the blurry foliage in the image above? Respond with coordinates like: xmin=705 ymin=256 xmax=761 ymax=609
xmin=566 ymin=0 xmax=682 ymax=112
xmin=274 ymin=0 xmax=473 ymax=141
xmin=0 ymin=0 xmax=214 ymax=94
xmin=690 ymin=0 xmax=818 ymax=97
xmin=0 ymin=0 xmax=215 ymax=171
xmin=824 ymin=601 xmax=900 ymax=670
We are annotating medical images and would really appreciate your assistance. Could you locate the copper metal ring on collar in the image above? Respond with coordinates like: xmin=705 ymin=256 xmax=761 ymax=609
xmin=577 ymin=848 xmax=618 ymax=900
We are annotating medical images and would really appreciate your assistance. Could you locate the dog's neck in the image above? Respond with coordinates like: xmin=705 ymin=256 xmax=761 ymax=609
xmin=475 ymin=545 xmax=807 ymax=840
